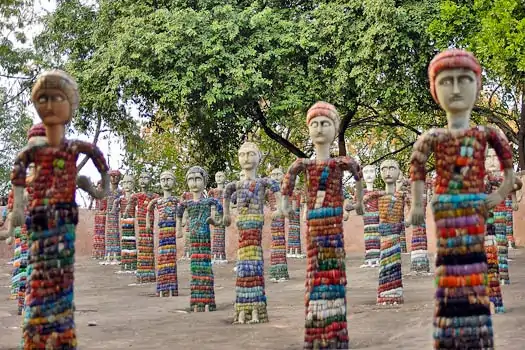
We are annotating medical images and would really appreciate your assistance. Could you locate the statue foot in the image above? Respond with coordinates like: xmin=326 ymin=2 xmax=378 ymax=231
xmin=490 ymin=302 xmax=495 ymax=315
xmin=205 ymin=305 xmax=210 ymax=312
xmin=194 ymin=305 xmax=198 ymax=313
xmin=234 ymin=310 xmax=246 ymax=324
xmin=247 ymin=310 xmax=259 ymax=324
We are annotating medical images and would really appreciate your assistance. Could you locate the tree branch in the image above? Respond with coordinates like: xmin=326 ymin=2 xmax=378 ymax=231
xmin=77 ymin=113 xmax=103 ymax=171
xmin=252 ymin=102 xmax=307 ymax=158
xmin=370 ymin=142 xmax=415 ymax=165
xmin=338 ymin=109 xmax=357 ymax=156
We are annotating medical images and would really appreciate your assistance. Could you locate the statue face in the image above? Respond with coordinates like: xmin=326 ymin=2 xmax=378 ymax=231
xmin=215 ymin=172 xmax=226 ymax=185
xmin=238 ymin=144 xmax=261 ymax=171
xmin=33 ymin=88 xmax=71 ymax=126
xmin=308 ymin=115 xmax=336 ymax=146
xmin=110 ymin=173 xmax=121 ymax=186
xmin=485 ymin=148 xmax=500 ymax=172
xmin=139 ymin=172 xmax=151 ymax=187
xmin=27 ymin=163 xmax=36 ymax=178
xmin=160 ymin=173 xmax=175 ymax=190
xmin=270 ymin=168 xmax=284 ymax=183
xmin=435 ymin=68 xmax=478 ymax=115
xmin=121 ymin=175 xmax=135 ymax=192
xmin=362 ymin=165 xmax=376 ymax=184
xmin=380 ymin=160 xmax=400 ymax=185
xmin=187 ymin=171 xmax=205 ymax=193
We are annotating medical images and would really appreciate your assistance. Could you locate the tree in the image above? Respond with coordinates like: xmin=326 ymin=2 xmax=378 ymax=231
xmin=428 ymin=0 xmax=525 ymax=168
xmin=36 ymin=0 xmax=443 ymax=177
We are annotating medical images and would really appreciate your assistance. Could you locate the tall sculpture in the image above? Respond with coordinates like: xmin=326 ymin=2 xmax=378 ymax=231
xmin=177 ymin=166 xmax=222 ymax=311
xmin=287 ymin=176 xmax=305 ymax=258
xmin=209 ymin=171 xmax=227 ymax=263
xmin=377 ymin=160 xmax=404 ymax=305
xmin=102 ymin=169 xmax=122 ymax=265
xmin=147 ymin=171 xmax=179 ymax=297
xmin=361 ymin=164 xmax=381 ymax=268
xmin=409 ymin=49 xmax=516 ymax=349
xmin=5 ymin=124 xmax=46 ymax=315
xmin=126 ymin=172 xmax=159 ymax=284
xmin=268 ymin=167 xmax=289 ymax=282
xmin=223 ymin=141 xmax=280 ymax=324
xmin=406 ymin=175 xmax=430 ymax=274
xmin=282 ymin=101 xmax=364 ymax=349
xmin=9 ymin=70 xmax=109 ymax=349
xmin=117 ymin=175 xmax=136 ymax=271
xmin=93 ymin=180 xmax=106 ymax=260
xmin=485 ymin=148 xmax=518 ymax=285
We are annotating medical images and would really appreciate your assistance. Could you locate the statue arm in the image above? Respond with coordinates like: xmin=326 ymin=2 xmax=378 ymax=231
xmin=75 ymin=141 xmax=110 ymax=199
xmin=409 ymin=131 xmax=434 ymax=225
xmin=340 ymin=156 xmax=364 ymax=215
xmin=281 ymin=159 xmax=305 ymax=217
xmin=146 ymin=198 xmax=158 ymax=230
xmin=222 ymin=182 xmax=237 ymax=227
xmin=176 ymin=201 xmax=185 ymax=238
xmin=124 ymin=195 xmax=136 ymax=218
xmin=486 ymin=127 xmax=515 ymax=209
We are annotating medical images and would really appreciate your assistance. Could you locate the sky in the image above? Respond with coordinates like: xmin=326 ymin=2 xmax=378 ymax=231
xmin=6 ymin=0 xmax=125 ymax=207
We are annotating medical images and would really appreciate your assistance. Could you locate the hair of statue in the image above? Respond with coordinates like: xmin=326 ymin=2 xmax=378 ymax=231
xmin=27 ymin=123 xmax=46 ymax=139
xmin=31 ymin=69 xmax=80 ymax=114
xmin=428 ymin=49 xmax=482 ymax=105
xmin=271 ymin=168 xmax=284 ymax=175
xmin=122 ymin=174 xmax=135 ymax=183
xmin=160 ymin=170 xmax=175 ymax=180
xmin=380 ymin=159 xmax=400 ymax=170
xmin=306 ymin=101 xmax=341 ymax=133
xmin=108 ymin=169 xmax=122 ymax=178
xmin=186 ymin=166 xmax=209 ymax=187
xmin=363 ymin=164 xmax=376 ymax=171
xmin=239 ymin=141 xmax=262 ymax=160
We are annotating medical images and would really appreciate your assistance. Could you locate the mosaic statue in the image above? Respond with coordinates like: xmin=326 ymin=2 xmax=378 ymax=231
xmin=361 ymin=164 xmax=381 ymax=268
xmin=5 ymin=124 xmax=46 ymax=315
xmin=116 ymin=175 xmax=136 ymax=271
xmin=287 ymin=175 xmax=305 ymax=258
xmin=282 ymin=101 xmax=364 ymax=349
xmin=407 ymin=175 xmax=430 ymax=274
xmin=177 ymin=166 xmax=223 ymax=311
xmin=125 ymin=172 xmax=159 ymax=284
xmin=9 ymin=70 xmax=109 ymax=349
xmin=208 ymin=171 xmax=228 ymax=263
xmin=377 ymin=159 xmax=404 ymax=305
xmin=101 ymin=169 xmax=123 ymax=265
xmin=92 ymin=180 xmax=106 ymax=259
xmin=409 ymin=49 xmax=516 ymax=349
xmin=147 ymin=171 xmax=179 ymax=297
xmin=268 ymin=167 xmax=289 ymax=282
xmin=223 ymin=141 xmax=281 ymax=324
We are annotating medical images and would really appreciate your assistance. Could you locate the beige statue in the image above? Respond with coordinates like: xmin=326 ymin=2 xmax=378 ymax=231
xmin=115 ymin=174 xmax=136 ymax=271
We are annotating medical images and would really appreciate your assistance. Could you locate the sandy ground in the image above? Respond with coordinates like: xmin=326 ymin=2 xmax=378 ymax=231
xmin=1 ymin=251 xmax=525 ymax=350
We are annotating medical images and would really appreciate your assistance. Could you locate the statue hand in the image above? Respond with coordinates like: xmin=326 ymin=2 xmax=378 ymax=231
xmin=77 ymin=175 xmax=94 ymax=194
xmin=271 ymin=209 xmax=283 ymax=219
xmin=181 ymin=217 xmax=187 ymax=227
xmin=513 ymin=203 xmax=519 ymax=211
xmin=206 ymin=216 xmax=217 ymax=226
xmin=354 ymin=202 xmax=364 ymax=216
xmin=5 ymin=236 xmax=13 ymax=245
xmin=485 ymin=192 xmax=503 ymax=210
xmin=223 ymin=214 xmax=231 ymax=227
xmin=343 ymin=211 xmax=349 ymax=221
xmin=408 ymin=204 xmax=424 ymax=226
xmin=176 ymin=228 xmax=183 ymax=239
xmin=282 ymin=203 xmax=293 ymax=218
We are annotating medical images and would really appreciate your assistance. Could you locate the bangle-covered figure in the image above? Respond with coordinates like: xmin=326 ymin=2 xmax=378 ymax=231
xmin=177 ymin=166 xmax=223 ymax=311
xmin=267 ymin=167 xmax=289 ymax=281
xmin=223 ymin=142 xmax=280 ymax=324
xmin=409 ymin=50 xmax=516 ymax=349
xmin=10 ymin=70 xmax=109 ymax=349
xmin=209 ymin=171 xmax=228 ymax=263
xmin=281 ymin=102 xmax=364 ymax=349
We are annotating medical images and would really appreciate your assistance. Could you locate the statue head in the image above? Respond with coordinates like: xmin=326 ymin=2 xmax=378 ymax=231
xmin=362 ymin=165 xmax=377 ymax=185
xmin=485 ymin=148 xmax=500 ymax=172
xmin=428 ymin=49 xmax=481 ymax=115
xmin=270 ymin=168 xmax=284 ymax=183
xmin=380 ymin=159 xmax=400 ymax=185
xmin=121 ymin=175 xmax=135 ymax=193
xmin=160 ymin=170 xmax=176 ymax=191
xmin=186 ymin=166 xmax=208 ymax=194
xmin=306 ymin=101 xmax=340 ymax=146
xmin=109 ymin=170 xmax=122 ymax=186
xmin=31 ymin=69 xmax=79 ymax=126
xmin=238 ymin=142 xmax=261 ymax=171
xmin=138 ymin=172 xmax=151 ymax=188
xmin=215 ymin=171 xmax=226 ymax=185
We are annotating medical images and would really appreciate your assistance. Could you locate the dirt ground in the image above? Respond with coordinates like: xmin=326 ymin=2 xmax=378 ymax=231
xmin=1 ymin=251 xmax=525 ymax=350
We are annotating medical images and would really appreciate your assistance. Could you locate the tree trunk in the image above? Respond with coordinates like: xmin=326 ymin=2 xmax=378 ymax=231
xmin=77 ymin=113 xmax=103 ymax=171
xmin=337 ymin=110 xmax=356 ymax=157
xmin=519 ymin=91 xmax=525 ymax=170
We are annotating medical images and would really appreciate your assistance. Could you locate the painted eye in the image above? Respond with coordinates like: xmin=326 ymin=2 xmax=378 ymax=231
xmin=37 ymin=95 xmax=48 ymax=103
xmin=53 ymin=95 xmax=65 ymax=102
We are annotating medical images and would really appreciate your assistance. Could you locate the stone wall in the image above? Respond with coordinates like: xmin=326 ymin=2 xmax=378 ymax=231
xmin=0 ymin=206 xmax=524 ymax=260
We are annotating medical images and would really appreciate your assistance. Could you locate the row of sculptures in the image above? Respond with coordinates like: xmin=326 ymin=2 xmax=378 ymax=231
xmin=0 ymin=49 xmax=523 ymax=349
